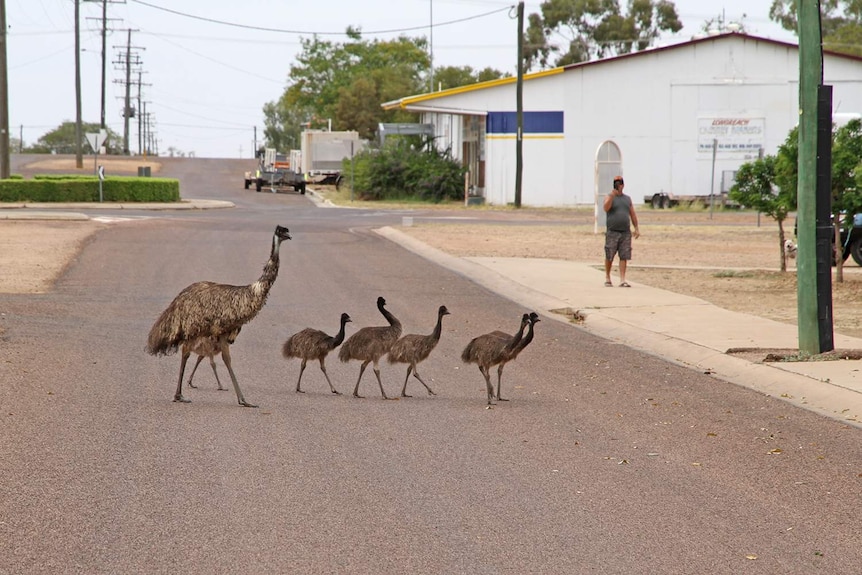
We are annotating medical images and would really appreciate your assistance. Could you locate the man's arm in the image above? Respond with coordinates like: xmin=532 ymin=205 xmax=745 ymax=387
xmin=629 ymin=202 xmax=640 ymax=238
xmin=603 ymin=192 xmax=615 ymax=213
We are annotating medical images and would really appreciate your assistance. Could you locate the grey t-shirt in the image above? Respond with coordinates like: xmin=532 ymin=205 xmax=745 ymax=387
xmin=606 ymin=193 xmax=633 ymax=232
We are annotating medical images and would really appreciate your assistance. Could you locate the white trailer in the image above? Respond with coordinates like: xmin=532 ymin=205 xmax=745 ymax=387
xmin=300 ymin=130 xmax=362 ymax=185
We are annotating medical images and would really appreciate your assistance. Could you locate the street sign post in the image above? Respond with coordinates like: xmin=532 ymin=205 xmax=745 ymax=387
xmin=97 ymin=165 xmax=105 ymax=202
xmin=85 ymin=130 xmax=107 ymax=202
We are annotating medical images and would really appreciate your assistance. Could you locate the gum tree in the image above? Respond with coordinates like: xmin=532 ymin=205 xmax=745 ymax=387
xmin=730 ymin=154 xmax=796 ymax=271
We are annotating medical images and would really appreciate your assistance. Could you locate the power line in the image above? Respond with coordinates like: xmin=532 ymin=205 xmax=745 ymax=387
xmin=128 ymin=0 xmax=511 ymax=36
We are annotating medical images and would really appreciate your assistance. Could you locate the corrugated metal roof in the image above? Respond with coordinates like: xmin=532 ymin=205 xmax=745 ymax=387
xmin=382 ymin=32 xmax=862 ymax=111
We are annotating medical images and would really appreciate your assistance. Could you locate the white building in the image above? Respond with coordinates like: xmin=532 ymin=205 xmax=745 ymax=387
xmin=383 ymin=32 xmax=862 ymax=210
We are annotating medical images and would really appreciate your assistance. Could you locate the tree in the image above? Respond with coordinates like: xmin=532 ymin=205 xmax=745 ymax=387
xmin=730 ymin=154 xmax=795 ymax=271
xmin=25 ymin=121 xmax=122 ymax=155
xmin=830 ymin=119 xmax=862 ymax=280
xmin=263 ymin=29 xmax=430 ymax=146
xmin=770 ymin=0 xmax=862 ymax=57
xmin=431 ymin=65 xmax=506 ymax=91
xmin=730 ymin=156 xmax=796 ymax=272
xmin=523 ymin=0 xmax=682 ymax=70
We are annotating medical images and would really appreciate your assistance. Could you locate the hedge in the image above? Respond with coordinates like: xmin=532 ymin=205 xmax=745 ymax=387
xmin=0 ymin=176 xmax=180 ymax=202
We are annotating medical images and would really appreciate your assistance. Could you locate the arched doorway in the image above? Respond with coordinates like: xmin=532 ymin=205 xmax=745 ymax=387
xmin=594 ymin=140 xmax=622 ymax=233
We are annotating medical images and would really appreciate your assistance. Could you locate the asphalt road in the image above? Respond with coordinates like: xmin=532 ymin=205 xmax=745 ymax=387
xmin=1 ymin=157 xmax=861 ymax=574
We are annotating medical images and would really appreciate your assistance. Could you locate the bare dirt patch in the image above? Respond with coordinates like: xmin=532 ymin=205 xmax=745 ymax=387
xmin=22 ymin=157 xmax=162 ymax=174
xmin=0 ymin=220 xmax=106 ymax=294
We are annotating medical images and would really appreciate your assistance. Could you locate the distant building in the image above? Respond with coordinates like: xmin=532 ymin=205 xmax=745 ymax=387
xmin=383 ymin=32 xmax=862 ymax=209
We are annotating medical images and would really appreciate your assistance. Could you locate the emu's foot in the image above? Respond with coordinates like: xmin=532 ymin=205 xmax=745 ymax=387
xmin=401 ymin=392 xmax=412 ymax=398
xmin=238 ymin=400 xmax=258 ymax=408
xmin=427 ymin=389 xmax=437 ymax=396
xmin=217 ymin=387 xmax=227 ymax=391
xmin=295 ymin=388 xmax=306 ymax=394
xmin=353 ymin=393 xmax=365 ymax=399
xmin=331 ymin=390 xmax=342 ymax=395
xmin=187 ymin=382 xmax=197 ymax=389
xmin=496 ymin=397 xmax=510 ymax=402
xmin=174 ymin=394 xmax=191 ymax=404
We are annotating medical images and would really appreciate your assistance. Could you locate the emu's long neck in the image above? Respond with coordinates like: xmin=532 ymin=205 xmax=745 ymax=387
xmin=251 ymin=236 xmax=283 ymax=301
xmin=332 ymin=317 xmax=349 ymax=347
xmin=514 ymin=321 xmax=536 ymax=353
xmin=430 ymin=311 xmax=445 ymax=342
xmin=379 ymin=302 xmax=401 ymax=330
xmin=506 ymin=319 xmax=528 ymax=352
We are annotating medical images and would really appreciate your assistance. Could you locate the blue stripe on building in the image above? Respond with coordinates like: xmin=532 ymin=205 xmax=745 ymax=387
xmin=486 ymin=111 xmax=564 ymax=134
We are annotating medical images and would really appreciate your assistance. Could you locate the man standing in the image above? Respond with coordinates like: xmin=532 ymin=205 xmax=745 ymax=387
xmin=603 ymin=175 xmax=640 ymax=287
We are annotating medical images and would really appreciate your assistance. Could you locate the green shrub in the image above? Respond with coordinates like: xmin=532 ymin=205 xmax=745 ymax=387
xmin=343 ymin=136 xmax=466 ymax=203
xmin=0 ymin=176 xmax=180 ymax=202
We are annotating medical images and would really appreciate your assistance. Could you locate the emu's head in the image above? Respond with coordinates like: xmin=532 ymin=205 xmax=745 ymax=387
xmin=275 ymin=225 xmax=292 ymax=242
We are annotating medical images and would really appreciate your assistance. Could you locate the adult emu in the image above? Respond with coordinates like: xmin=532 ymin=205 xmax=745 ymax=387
xmin=147 ymin=225 xmax=291 ymax=407
xmin=338 ymin=296 xmax=402 ymax=399
xmin=461 ymin=312 xmax=539 ymax=405
xmin=387 ymin=305 xmax=450 ymax=397
xmin=282 ymin=312 xmax=351 ymax=395
xmin=185 ymin=328 xmax=241 ymax=391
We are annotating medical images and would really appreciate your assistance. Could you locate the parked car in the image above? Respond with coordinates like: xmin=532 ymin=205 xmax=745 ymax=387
xmin=840 ymin=213 xmax=862 ymax=265
xmin=794 ymin=213 xmax=862 ymax=265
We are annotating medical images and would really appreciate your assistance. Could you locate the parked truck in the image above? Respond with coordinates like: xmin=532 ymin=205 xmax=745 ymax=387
xmin=643 ymin=191 xmax=737 ymax=209
xmin=244 ymin=148 xmax=306 ymax=194
xmin=300 ymin=130 xmax=362 ymax=185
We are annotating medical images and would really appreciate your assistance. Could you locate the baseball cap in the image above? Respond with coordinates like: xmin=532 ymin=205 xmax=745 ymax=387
xmin=613 ymin=176 xmax=624 ymax=185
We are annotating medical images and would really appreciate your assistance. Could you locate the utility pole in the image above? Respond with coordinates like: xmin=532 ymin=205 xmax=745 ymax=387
xmin=74 ymin=0 xmax=83 ymax=168
xmin=112 ymin=29 xmax=142 ymax=155
xmin=797 ymin=0 xmax=833 ymax=354
xmin=514 ymin=1 xmax=524 ymax=207
xmin=0 ymin=0 xmax=10 ymax=178
xmin=429 ymin=0 xmax=434 ymax=92
xmin=85 ymin=0 xmax=122 ymax=131
xmin=135 ymin=70 xmax=150 ymax=155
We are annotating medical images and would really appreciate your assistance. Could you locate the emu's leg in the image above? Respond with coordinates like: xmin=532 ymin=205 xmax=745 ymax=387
xmin=186 ymin=355 xmax=206 ymax=389
xmin=174 ymin=349 xmax=192 ymax=403
xmin=479 ymin=366 xmax=494 ymax=405
xmin=372 ymin=359 xmax=390 ymax=400
xmin=296 ymin=359 xmax=308 ymax=393
xmin=209 ymin=357 xmax=226 ymax=390
xmin=220 ymin=340 xmax=257 ymax=408
xmin=496 ymin=363 xmax=509 ymax=401
xmin=400 ymin=365 xmax=413 ymax=397
xmin=318 ymin=358 xmax=341 ymax=395
xmin=353 ymin=360 xmax=370 ymax=398
xmin=412 ymin=366 xmax=436 ymax=396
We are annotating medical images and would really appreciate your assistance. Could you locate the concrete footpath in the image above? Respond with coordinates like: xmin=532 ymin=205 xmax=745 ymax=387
xmin=377 ymin=227 xmax=862 ymax=429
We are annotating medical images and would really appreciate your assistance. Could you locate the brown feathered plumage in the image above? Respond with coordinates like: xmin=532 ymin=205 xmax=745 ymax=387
xmin=184 ymin=328 xmax=241 ymax=391
xmin=461 ymin=312 xmax=539 ymax=405
xmin=338 ymin=296 xmax=402 ymax=399
xmin=282 ymin=312 xmax=351 ymax=395
xmin=387 ymin=305 xmax=449 ymax=397
xmin=146 ymin=225 xmax=291 ymax=407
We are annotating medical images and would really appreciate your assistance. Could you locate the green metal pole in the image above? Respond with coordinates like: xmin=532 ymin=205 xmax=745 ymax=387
xmin=796 ymin=0 xmax=822 ymax=354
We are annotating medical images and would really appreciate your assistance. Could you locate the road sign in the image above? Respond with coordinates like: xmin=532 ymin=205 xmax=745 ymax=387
xmin=85 ymin=133 xmax=104 ymax=154
xmin=97 ymin=165 xmax=105 ymax=181
xmin=85 ymin=130 xmax=108 ymax=154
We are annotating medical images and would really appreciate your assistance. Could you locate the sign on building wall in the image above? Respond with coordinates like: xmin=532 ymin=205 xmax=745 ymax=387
xmin=697 ymin=116 xmax=764 ymax=159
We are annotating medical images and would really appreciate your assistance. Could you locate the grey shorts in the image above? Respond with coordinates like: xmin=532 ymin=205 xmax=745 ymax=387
xmin=605 ymin=229 xmax=632 ymax=261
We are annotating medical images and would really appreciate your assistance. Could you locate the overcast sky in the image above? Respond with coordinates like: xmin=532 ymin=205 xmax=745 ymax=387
xmin=6 ymin=0 xmax=796 ymax=159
